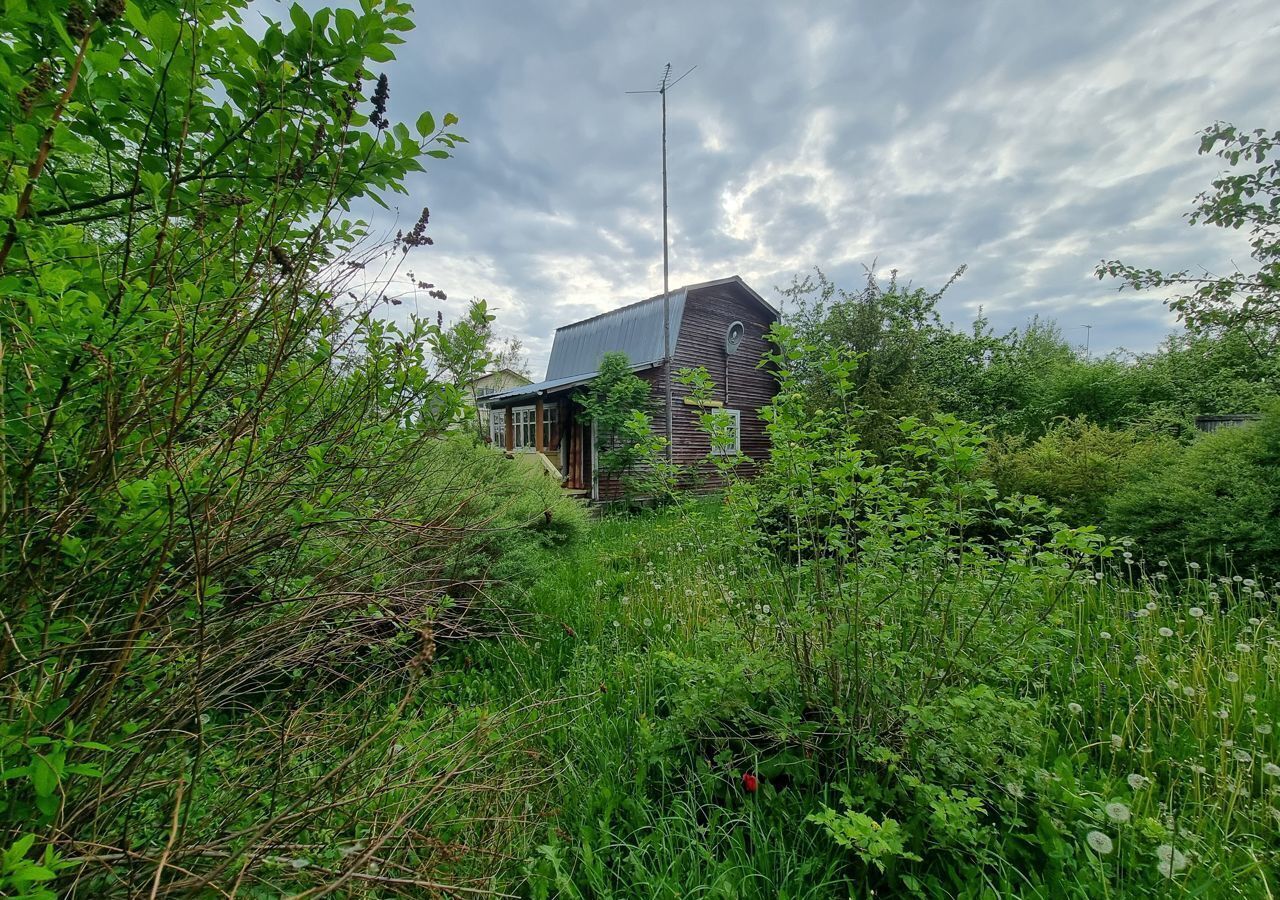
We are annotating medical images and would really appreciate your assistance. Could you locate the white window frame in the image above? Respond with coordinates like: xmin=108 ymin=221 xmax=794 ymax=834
xmin=710 ymin=408 xmax=741 ymax=456
xmin=490 ymin=412 xmax=507 ymax=447
xmin=512 ymin=405 xmax=537 ymax=450
xmin=541 ymin=403 xmax=559 ymax=449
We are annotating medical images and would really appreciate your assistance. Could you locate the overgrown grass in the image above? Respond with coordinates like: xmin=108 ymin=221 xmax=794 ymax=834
xmin=447 ymin=504 xmax=1278 ymax=897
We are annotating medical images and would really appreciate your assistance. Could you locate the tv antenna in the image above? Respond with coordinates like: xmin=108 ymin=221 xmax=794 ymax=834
xmin=627 ymin=62 xmax=696 ymax=460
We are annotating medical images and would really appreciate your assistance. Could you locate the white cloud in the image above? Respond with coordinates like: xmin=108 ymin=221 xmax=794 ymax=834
xmin=341 ymin=0 xmax=1280 ymax=375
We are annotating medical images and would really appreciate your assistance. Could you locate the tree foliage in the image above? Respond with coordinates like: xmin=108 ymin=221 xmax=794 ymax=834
xmin=1098 ymin=123 xmax=1280 ymax=339
xmin=0 ymin=0 xmax=575 ymax=893
xmin=783 ymin=265 xmax=963 ymax=454
xmin=1105 ymin=401 xmax=1280 ymax=575
xmin=578 ymin=351 xmax=662 ymax=492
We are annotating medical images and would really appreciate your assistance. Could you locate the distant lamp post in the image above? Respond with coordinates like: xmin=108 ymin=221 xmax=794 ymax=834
xmin=1078 ymin=324 xmax=1093 ymax=359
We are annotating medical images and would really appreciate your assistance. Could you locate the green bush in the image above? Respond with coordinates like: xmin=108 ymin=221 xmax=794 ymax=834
xmin=1106 ymin=402 xmax=1280 ymax=574
xmin=986 ymin=419 xmax=1181 ymax=525
xmin=421 ymin=433 xmax=588 ymax=586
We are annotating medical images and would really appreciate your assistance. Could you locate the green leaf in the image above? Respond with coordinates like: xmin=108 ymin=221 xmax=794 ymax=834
xmin=29 ymin=754 xmax=59 ymax=798
xmin=415 ymin=111 xmax=435 ymax=137
xmin=443 ymin=112 xmax=458 ymax=127
xmin=288 ymin=3 xmax=310 ymax=34
xmin=147 ymin=11 xmax=181 ymax=52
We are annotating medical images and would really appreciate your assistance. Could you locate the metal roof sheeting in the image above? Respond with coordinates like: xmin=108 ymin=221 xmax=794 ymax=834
xmin=545 ymin=288 xmax=688 ymax=381
xmin=485 ymin=277 xmax=777 ymax=406
xmin=482 ymin=362 xmax=663 ymax=407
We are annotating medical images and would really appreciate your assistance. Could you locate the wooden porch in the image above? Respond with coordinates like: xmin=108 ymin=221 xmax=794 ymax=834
xmin=494 ymin=392 xmax=595 ymax=497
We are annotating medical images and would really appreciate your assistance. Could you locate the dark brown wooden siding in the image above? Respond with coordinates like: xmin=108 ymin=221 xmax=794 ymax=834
xmin=594 ymin=284 xmax=778 ymax=501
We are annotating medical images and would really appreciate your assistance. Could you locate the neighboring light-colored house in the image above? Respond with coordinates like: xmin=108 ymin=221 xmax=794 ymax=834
xmin=466 ymin=368 xmax=532 ymax=437
xmin=484 ymin=275 xmax=779 ymax=500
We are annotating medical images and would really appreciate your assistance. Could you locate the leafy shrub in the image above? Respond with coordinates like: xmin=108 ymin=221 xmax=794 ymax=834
xmin=1106 ymin=401 xmax=1280 ymax=574
xmin=0 ymin=0 xmax=579 ymax=892
xmin=986 ymin=418 xmax=1181 ymax=525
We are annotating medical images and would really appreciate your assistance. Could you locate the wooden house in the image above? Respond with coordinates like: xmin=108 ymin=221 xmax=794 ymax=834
xmin=483 ymin=275 xmax=779 ymax=500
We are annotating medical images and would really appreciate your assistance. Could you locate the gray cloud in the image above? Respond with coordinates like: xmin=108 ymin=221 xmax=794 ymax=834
xmin=315 ymin=0 xmax=1280 ymax=374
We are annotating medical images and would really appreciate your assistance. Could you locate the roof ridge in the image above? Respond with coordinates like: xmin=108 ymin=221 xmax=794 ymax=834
xmin=555 ymin=286 xmax=687 ymax=333
xmin=554 ymin=275 xmax=775 ymax=332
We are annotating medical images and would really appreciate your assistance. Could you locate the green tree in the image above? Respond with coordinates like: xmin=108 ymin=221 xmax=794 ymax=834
xmin=579 ymin=352 xmax=662 ymax=495
xmin=1098 ymin=123 xmax=1280 ymax=339
xmin=783 ymin=265 xmax=964 ymax=455
xmin=0 ymin=0 xmax=564 ymax=892
xmin=1106 ymin=402 xmax=1280 ymax=575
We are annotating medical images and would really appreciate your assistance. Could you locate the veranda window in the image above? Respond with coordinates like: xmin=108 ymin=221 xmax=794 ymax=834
xmin=512 ymin=406 xmax=536 ymax=450
xmin=542 ymin=404 xmax=560 ymax=451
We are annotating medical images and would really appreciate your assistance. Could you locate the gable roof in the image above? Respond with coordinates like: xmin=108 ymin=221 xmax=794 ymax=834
xmin=486 ymin=276 xmax=776 ymax=406
xmin=545 ymin=275 xmax=776 ymax=382
xmin=469 ymin=367 xmax=531 ymax=386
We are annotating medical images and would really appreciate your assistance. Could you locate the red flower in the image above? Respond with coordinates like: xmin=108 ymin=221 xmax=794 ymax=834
xmin=742 ymin=772 xmax=758 ymax=793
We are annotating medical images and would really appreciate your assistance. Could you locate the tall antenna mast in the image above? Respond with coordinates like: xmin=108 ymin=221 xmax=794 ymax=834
xmin=628 ymin=63 xmax=695 ymax=461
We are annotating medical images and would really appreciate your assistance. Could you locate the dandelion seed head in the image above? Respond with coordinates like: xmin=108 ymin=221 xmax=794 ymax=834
xmin=1068 ymin=702 xmax=1084 ymax=715
xmin=1100 ymin=631 xmax=1112 ymax=640
xmin=1086 ymin=831 xmax=1114 ymax=854
xmin=1156 ymin=847 xmax=1188 ymax=877
xmin=1263 ymin=762 xmax=1280 ymax=777
xmin=1105 ymin=801 xmax=1131 ymax=823
xmin=1189 ymin=607 xmax=1205 ymax=618
xmin=1127 ymin=773 xmax=1149 ymax=790
xmin=1159 ymin=627 xmax=1174 ymax=638
xmin=1226 ymin=672 xmax=1240 ymax=683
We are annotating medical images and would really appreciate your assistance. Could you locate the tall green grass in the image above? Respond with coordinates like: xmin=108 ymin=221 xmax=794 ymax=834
xmin=464 ymin=506 xmax=1277 ymax=897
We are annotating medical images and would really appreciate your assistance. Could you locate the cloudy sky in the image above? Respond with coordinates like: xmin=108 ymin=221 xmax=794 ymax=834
xmin=349 ymin=0 xmax=1278 ymax=377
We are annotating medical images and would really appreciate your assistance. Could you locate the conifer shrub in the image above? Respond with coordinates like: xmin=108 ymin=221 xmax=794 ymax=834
xmin=985 ymin=418 xmax=1181 ymax=526
xmin=1106 ymin=401 xmax=1280 ymax=576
